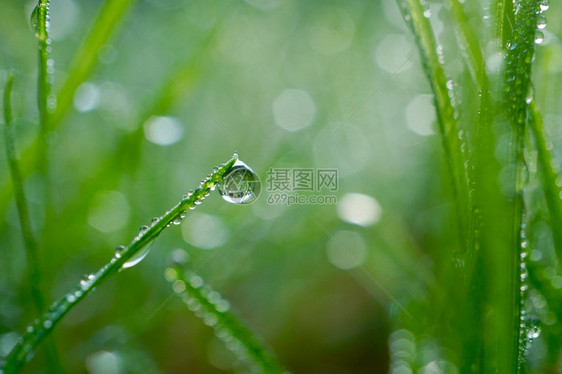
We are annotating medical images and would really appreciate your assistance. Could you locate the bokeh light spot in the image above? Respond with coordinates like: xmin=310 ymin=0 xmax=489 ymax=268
xmin=326 ymin=230 xmax=367 ymax=270
xmin=272 ymin=89 xmax=316 ymax=132
xmin=143 ymin=116 xmax=184 ymax=146
xmin=87 ymin=191 xmax=130 ymax=233
xmin=337 ymin=193 xmax=382 ymax=226
xmin=182 ymin=213 xmax=229 ymax=250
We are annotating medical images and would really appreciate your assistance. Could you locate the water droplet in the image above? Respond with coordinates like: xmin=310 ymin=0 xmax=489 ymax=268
xmin=203 ymin=313 xmax=218 ymax=327
xmin=172 ymin=280 xmax=186 ymax=294
xmin=43 ymin=320 xmax=53 ymax=329
xmin=186 ymin=298 xmax=201 ymax=312
xmin=164 ymin=267 xmax=178 ymax=282
xmin=507 ymin=41 xmax=517 ymax=50
xmin=215 ymin=299 xmax=231 ymax=313
xmin=207 ymin=291 xmax=221 ymax=304
xmin=114 ymin=245 xmax=125 ymax=259
xmin=139 ymin=225 xmax=149 ymax=232
xmin=66 ymin=294 xmax=76 ymax=303
xmin=217 ymin=159 xmax=261 ymax=204
xmin=189 ymin=275 xmax=204 ymax=289
xmin=30 ymin=6 xmax=39 ymax=34
xmin=526 ymin=318 xmax=541 ymax=339
xmin=535 ymin=31 xmax=544 ymax=44
xmin=537 ymin=14 xmax=547 ymax=29
xmin=80 ymin=274 xmax=92 ymax=287
xmin=172 ymin=218 xmax=181 ymax=226
xmin=122 ymin=239 xmax=155 ymax=269
xmin=539 ymin=1 xmax=549 ymax=12
xmin=151 ymin=217 xmax=159 ymax=223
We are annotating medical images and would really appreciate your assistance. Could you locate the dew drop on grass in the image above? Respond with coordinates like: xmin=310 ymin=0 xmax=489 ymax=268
xmin=217 ymin=159 xmax=261 ymax=204
xmin=537 ymin=14 xmax=547 ymax=30
xmin=526 ymin=317 xmax=541 ymax=340
xmin=122 ymin=239 xmax=155 ymax=269
xmin=535 ymin=31 xmax=544 ymax=44
xmin=30 ymin=6 xmax=39 ymax=34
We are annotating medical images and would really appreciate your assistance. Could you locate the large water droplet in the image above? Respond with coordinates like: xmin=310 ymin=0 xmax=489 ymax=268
xmin=217 ymin=159 xmax=261 ymax=204
xmin=122 ymin=239 xmax=155 ymax=269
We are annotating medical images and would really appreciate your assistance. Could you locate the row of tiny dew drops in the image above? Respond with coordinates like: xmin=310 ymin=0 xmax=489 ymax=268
xmin=518 ymin=220 xmax=541 ymax=366
xmin=0 ymin=156 xmax=260 ymax=372
xmin=164 ymin=255 xmax=249 ymax=363
xmin=515 ymin=0 xmax=549 ymax=367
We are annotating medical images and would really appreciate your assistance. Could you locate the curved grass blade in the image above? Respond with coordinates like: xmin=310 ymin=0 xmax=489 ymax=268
xmin=0 ymin=154 xmax=238 ymax=374
xmin=165 ymin=262 xmax=286 ymax=374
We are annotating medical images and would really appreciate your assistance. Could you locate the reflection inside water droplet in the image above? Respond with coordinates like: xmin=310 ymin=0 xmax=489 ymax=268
xmin=122 ymin=239 xmax=156 ymax=269
xmin=217 ymin=160 xmax=261 ymax=204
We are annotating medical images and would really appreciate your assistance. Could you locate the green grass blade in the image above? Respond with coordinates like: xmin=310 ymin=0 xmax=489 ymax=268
xmin=30 ymin=0 xmax=54 ymax=214
xmin=31 ymin=0 xmax=54 ymax=134
xmin=528 ymin=102 xmax=562 ymax=270
xmin=501 ymin=1 xmax=540 ymax=371
xmin=0 ymin=154 xmax=238 ymax=374
xmin=52 ymin=0 xmax=137 ymax=127
xmin=2 ymin=74 xmax=63 ymax=374
xmin=2 ymin=74 xmax=46 ymax=314
xmin=397 ymin=0 xmax=469 ymax=249
xmin=165 ymin=262 xmax=286 ymax=374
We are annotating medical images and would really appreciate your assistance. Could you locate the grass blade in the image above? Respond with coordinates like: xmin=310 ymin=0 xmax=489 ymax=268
xmin=165 ymin=261 xmax=286 ymax=374
xmin=2 ymin=74 xmax=63 ymax=373
xmin=528 ymin=102 xmax=562 ymax=270
xmin=2 ymin=74 xmax=46 ymax=314
xmin=396 ymin=0 xmax=469 ymax=249
xmin=0 ymin=154 xmax=238 ymax=374
xmin=52 ymin=0 xmax=137 ymax=127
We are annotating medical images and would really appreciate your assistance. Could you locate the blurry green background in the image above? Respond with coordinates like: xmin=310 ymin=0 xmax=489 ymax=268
xmin=1 ymin=0 xmax=562 ymax=373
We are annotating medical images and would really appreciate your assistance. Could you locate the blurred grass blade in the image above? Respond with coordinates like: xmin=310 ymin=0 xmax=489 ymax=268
xmin=528 ymin=102 xmax=562 ymax=269
xmin=52 ymin=0 xmax=137 ymax=127
xmin=3 ymin=74 xmax=46 ymax=314
xmin=165 ymin=262 xmax=286 ymax=374
xmin=51 ymin=36 xmax=217 ymax=237
xmin=2 ymin=73 xmax=63 ymax=374
xmin=396 ymin=0 xmax=469 ymax=249
xmin=0 ymin=155 xmax=237 ymax=374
